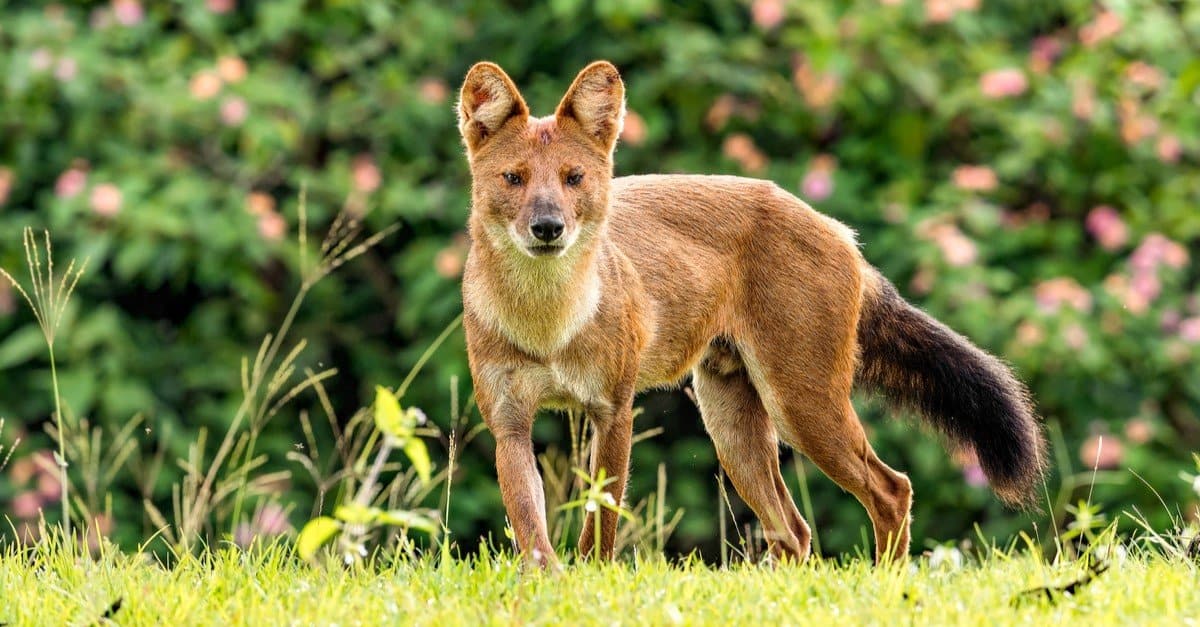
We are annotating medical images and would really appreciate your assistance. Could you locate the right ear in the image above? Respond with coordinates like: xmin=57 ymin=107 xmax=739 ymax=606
xmin=457 ymin=62 xmax=529 ymax=154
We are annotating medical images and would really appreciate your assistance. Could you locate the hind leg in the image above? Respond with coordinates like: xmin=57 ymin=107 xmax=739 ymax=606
xmin=693 ymin=345 xmax=812 ymax=561
xmin=739 ymin=343 xmax=913 ymax=563
xmin=783 ymin=398 xmax=912 ymax=562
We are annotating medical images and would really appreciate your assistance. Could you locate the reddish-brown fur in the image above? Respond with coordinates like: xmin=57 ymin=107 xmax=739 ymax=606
xmin=458 ymin=61 xmax=1044 ymax=568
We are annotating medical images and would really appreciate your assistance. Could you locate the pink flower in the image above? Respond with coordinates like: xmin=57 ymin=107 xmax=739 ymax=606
xmin=1080 ymin=10 xmax=1122 ymax=47
xmin=189 ymin=70 xmax=222 ymax=101
xmin=1034 ymin=277 xmax=1093 ymax=313
xmin=1156 ymin=135 xmax=1182 ymax=164
xmin=1085 ymin=205 xmax=1128 ymax=251
xmin=925 ymin=0 xmax=978 ymax=23
xmin=206 ymin=0 xmax=235 ymax=13
xmin=1180 ymin=317 xmax=1200 ymax=343
xmin=952 ymin=165 xmax=997 ymax=191
xmin=1131 ymin=233 xmax=1189 ymax=271
xmin=801 ymin=154 xmax=837 ymax=201
xmin=751 ymin=0 xmax=786 ymax=30
xmin=620 ymin=110 xmax=647 ymax=146
xmin=257 ymin=210 xmax=286 ymax=241
xmin=963 ymin=464 xmax=988 ymax=488
xmin=12 ymin=492 xmax=42 ymax=519
xmin=54 ymin=57 xmax=78 ymax=82
xmin=1130 ymin=271 xmax=1161 ymax=309
xmin=1079 ymin=434 xmax=1124 ymax=470
xmin=0 ymin=167 xmax=13 ymax=206
xmin=55 ymin=166 xmax=87 ymax=199
xmin=418 ymin=78 xmax=449 ymax=104
xmin=980 ymin=68 xmax=1028 ymax=99
xmin=89 ymin=183 xmax=122 ymax=217
xmin=217 ymin=56 xmax=247 ymax=83
xmin=1029 ymin=36 xmax=1063 ymax=74
xmin=111 ymin=0 xmax=143 ymax=26
xmin=352 ymin=154 xmax=381 ymax=193
xmin=255 ymin=503 xmax=290 ymax=536
xmin=220 ymin=97 xmax=248 ymax=126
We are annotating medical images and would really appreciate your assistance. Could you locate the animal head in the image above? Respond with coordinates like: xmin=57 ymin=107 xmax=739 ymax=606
xmin=458 ymin=61 xmax=625 ymax=259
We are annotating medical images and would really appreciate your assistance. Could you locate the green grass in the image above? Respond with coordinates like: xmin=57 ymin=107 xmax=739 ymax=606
xmin=2 ymin=541 xmax=1196 ymax=626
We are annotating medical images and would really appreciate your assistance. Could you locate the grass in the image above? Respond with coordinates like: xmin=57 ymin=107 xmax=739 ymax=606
xmin=0 ymin=540 xmax=1196 ymax=626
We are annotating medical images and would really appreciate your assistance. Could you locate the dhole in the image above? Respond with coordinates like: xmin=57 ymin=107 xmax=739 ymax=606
xmin=457 ymin=61 xmax=1045 ymax=568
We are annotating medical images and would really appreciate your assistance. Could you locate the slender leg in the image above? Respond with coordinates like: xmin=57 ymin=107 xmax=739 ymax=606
xmin=766 ymin=391 xmax=913 ymax=562
xmin=577 ymin=403 xmax=634 ymax=560
xmin=694 ymin=364 xmax=811 ymax=561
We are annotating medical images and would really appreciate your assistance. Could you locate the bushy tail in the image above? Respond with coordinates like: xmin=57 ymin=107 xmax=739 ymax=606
xmin=855 ymin=270 xmax=1046 ymax=506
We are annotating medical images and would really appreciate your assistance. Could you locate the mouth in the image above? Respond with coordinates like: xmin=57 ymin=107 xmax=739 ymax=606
xmin=528 ymin=244 xmax=564 ymax=257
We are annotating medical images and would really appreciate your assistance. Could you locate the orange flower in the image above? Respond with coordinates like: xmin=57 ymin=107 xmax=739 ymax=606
xmin=620 ymin=110 xmax=647 ymax=146
xmin=189 ymin=70 xmax=222 ymax=100
xmin=722 ymin=134 xmax=768 ymax=173
xmin=951 ymin=165 xmax=997 ymax=191
xmin=217 ymin=56 xmax=248 ymax=83
xmin=89 ymin=183 xmax=122 ymax=217
xmin=418 ymin=78 xmax=449 ymax=104
xmin=1080 ymin=10 xmax=1122 ymax=47
xmin=792 ymin=57 xmax=840 ymax=110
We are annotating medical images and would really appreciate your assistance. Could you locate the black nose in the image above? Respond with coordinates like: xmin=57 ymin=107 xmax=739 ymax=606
xmin=530 ymin=216 xmax=564 ymax=242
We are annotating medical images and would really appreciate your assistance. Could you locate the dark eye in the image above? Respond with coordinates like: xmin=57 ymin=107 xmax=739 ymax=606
xmin=565 ymin=172 xmax=584 ymax=187
xmin=502 ymin=172 xmax=522 ymax=186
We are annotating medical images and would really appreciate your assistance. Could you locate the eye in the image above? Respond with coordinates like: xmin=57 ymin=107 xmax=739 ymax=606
xmin=502 ymin=172 xmax=523 ymax=186
xmin=565 ymin=172 xmax=584 ymax=187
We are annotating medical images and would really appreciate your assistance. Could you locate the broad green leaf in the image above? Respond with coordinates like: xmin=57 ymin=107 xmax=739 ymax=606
xmin=373 ymin=385 xmax=412 ymax=443
xmin=296 ymin=517 xmax=340 ymax=561
xmin=376 ymin=509 xmax=439 ymax=534
xmin=403 ymin=436 xmax=432 ymax=484
xmin=334 ymin=503 xmax=381 ymax=525
xmin=0 ymin=325 xmax=45 ymax=369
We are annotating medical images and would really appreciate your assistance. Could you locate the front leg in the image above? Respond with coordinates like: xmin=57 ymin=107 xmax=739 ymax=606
xmin=475 ymin=379 xmax=557 ymax=569
xmin=577 ymin=397 xmax=634 ymax=560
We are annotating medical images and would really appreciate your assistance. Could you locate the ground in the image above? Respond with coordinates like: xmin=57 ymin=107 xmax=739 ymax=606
xmin=1 ymin=543 xmax=1196 ymax=626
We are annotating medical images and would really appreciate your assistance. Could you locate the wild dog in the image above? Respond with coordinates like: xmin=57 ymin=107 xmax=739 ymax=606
xmin=457 ymin=61 xmax=1045 ymax=568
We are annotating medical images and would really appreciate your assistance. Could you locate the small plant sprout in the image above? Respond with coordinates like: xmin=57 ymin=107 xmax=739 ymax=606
xmin=1179 ymin=453 xmax=1200 ymax=499
xmin=0 ymin=227 xmax=87 ymax=537
xmin=558 ymin=467 xmax=635 ymax=559
xmin=296 ymin=386 xmax=439 ymax=564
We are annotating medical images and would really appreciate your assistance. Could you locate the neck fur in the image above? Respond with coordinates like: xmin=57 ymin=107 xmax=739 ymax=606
xmin=469 ymin=223 xmax=603 ymax=357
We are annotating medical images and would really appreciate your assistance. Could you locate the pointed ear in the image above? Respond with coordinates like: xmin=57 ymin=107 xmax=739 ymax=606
xmin=457 ymin=62 xmax=529 ymax=153
xmin=555 ymin=61 xmax=625 ymax=156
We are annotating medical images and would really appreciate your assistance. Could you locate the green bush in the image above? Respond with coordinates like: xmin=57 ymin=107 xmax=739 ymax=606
xmin=1 ymin=0 xmax=1198 ymax=557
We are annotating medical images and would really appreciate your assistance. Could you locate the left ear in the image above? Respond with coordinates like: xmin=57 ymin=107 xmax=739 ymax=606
xmin=555 ymin=61 xmax=625 ymax=156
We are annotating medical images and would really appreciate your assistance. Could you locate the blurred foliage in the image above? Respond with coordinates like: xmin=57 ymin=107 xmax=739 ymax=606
xmin=2 ymin=0 xmax=1199 ymax=558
